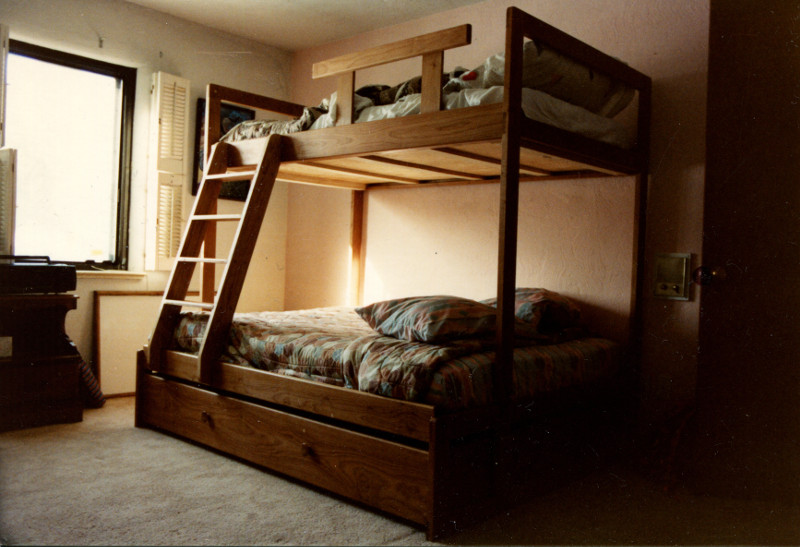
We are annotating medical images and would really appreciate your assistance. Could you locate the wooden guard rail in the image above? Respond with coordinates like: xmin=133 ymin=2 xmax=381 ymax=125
xmin=311 ymin=24 xmax=472 ymax=123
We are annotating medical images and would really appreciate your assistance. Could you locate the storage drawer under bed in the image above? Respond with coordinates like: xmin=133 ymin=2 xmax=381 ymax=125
xmin=136 ymin=373 xmax=432 ymax=526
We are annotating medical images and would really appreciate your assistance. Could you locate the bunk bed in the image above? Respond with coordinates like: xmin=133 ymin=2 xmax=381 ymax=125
xmin=135 ymin=7 xmax=650 ymax=540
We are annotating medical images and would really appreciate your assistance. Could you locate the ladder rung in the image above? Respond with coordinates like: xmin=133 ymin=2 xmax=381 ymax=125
xmin=191 ymin=214 xmax=242 ymax=222
xmin=205 ymin=170 xmax=256 ymax=182
xmin=163 ymin=299 xmax=215 ymax=310
xmin=177 ymin=257 xmax=228 ymax=264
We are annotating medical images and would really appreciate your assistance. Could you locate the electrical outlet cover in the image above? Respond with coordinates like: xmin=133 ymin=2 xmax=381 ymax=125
xmin=0 ymin=336 xmax=12 ymax=358
xmin=654 ymin=253 xmax=691 ymax=300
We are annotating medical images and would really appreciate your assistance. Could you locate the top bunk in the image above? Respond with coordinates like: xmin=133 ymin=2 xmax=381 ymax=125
xmin=203 ymin=7 xmax=651 ymax=190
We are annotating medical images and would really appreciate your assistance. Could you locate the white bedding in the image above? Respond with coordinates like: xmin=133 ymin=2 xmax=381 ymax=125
xmin=309 ymin=86 xmax=634 ymax=149
xmin=221 ymin=44 xmax=637 ymax=149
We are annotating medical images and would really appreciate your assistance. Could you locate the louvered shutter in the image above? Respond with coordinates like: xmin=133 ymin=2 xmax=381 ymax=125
xmin=156 ymin=172 xmax=183 ymax=262
xmin=146 ymin=72 xmax=190 ymax=271
xmin=0 ymin=148 xmax=16 ymax=257
xmin=0 ymin=25 xmax=8 ymax=147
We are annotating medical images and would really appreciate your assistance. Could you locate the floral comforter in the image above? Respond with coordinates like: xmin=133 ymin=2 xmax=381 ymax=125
xmin=172 ymin=307 xmax=620 ymax=410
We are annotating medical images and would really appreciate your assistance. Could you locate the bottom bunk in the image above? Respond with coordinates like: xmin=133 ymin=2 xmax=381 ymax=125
xmin=135 ymin=291 xmax=633 ymax=539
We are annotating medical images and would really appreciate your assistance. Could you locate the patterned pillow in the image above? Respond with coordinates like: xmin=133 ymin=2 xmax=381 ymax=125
xmin=356 ymin=295 xmax=497 ymax=343
xmin=482 ymin=288 xmax=581 ymax=334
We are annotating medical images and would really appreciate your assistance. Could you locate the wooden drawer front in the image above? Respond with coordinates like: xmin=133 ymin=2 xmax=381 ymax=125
xmin=138 ymin=374 xmax=431 ymax=525
xmin=0 ymin=358 xmax=80 ymax=405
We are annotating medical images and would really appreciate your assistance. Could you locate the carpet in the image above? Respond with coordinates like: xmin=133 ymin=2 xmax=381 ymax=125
xmin=1 ymin=397 xmax=798 ymax=546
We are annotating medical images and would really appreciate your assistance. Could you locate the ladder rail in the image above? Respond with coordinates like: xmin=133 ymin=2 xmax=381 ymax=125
xmin=146 ymin=136 xmax=283 ymax=378
xmin=147 ymin=142 xmax=231 ymax=369
xmin=197 ymin=134 xmax=283 ymax=383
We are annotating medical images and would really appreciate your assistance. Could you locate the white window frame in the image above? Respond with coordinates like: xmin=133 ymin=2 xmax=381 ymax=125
xmin=5 ymin=39 xmax=135 ymax=269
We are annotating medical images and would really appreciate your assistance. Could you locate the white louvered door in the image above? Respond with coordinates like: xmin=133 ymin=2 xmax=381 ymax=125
xmin=146 ymin=72 xmax=190 ymax=271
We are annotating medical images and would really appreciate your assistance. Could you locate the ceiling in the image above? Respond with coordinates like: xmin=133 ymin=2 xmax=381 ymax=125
xmin=123 ymin=0 xmax=486 ymax=51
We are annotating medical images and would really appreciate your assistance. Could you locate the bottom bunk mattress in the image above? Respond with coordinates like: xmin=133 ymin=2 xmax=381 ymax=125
xmin=171 ymin=297 xmax=622 ymax=410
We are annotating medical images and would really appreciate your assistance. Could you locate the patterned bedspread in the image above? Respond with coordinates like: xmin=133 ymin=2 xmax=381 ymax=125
xmin=172 ymin=307 xmax=621 ymax=410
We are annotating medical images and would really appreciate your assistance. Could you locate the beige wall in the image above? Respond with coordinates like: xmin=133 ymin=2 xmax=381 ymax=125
xmin=362 ymin=178 xmax=637 ymax=344
xmin=287 ymin=0 xmax=709 ymax=420
xmin=2 ymin=0 xmax=291 ymax=378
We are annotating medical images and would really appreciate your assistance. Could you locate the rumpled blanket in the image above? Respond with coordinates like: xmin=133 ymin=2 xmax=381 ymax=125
xmin=219 ymin=71 xmax=465 ymax=142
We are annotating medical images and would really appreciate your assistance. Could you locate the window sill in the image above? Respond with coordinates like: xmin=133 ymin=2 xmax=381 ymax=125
xmin=77 ymin=270 xmax=146 ymax=280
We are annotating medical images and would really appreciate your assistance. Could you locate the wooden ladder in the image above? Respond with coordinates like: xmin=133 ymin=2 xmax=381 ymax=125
xmin=147 ymin=134 xmax=283 ymax=384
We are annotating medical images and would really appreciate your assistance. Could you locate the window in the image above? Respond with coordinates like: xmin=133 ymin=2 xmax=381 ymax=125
xmin=5 ymin=40 xmax=135 ymax=269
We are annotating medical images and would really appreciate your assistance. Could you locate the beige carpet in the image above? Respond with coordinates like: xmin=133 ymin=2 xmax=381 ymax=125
xmin=1 ymin=397 xmax=798 ymax=546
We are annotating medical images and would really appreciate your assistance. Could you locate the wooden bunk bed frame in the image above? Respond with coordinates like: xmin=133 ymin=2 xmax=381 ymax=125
xmin=135 ymin=7 xmax=651 ymax=540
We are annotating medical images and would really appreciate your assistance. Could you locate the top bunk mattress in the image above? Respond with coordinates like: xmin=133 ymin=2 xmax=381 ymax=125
xmin=220 ymin=43 xmax=638 ymax=151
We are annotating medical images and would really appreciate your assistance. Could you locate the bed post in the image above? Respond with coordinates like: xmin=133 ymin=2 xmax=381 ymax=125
xmin=349 ymin=190 xmax=364 ymax=306
xmin=495 ymin=8 xmax=524 ymax=407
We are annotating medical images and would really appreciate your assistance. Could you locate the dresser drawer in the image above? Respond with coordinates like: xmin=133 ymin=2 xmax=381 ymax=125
xmin=137 ymin=373 xmax=431 ymax=525
xmin=0 ymin=356 xmax=82 ymax=431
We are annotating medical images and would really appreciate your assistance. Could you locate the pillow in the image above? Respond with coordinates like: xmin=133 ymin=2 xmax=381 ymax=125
xmin=482 ymin=288 xmax=581 ymax=334
xmin=356 ymin=295 xmax=497 ymax=343
xmin=442 ymin=41 xmax=634 ymax=118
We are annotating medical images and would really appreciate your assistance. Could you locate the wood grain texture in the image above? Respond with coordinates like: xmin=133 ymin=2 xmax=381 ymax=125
xmin=312 ymin=24 xmax=471 ymax=79
xmin=198 ymin=135 xmax=283 ymax=383
xmin=138 ymin=6 xmax=652 ymax=540
xmin=138 ymin=373 xmax=431 ymax=525
xmin=208 ymin=84 xmax=306 ymax=117
xmin=147 ymin=143 xmax=230 ymax=371
xmin=159 ymin=352 xmax=434 ymax=442
xmin=336 ymin=73 xmax=355 ymax=125
xmin=420 ymin=51 xmax=444 ymax=114
xmin=350 ymin=190 xmax=364 ymax=306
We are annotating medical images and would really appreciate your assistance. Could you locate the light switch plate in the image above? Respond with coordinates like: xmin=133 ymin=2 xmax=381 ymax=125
xmin=0 ymin=336 xmax=12 ymax=358
xmin=654 ymin=253 xmax=691 ymax=300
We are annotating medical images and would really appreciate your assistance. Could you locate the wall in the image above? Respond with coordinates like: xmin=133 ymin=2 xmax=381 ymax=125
xmin=1 ymin=0 xmax=292 ymax=381
xmin=288 ymin=0 xmax=709 ymax=421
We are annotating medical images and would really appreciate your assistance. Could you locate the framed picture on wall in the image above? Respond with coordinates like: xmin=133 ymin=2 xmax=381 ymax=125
xmin=191 ymin=98 xmax=255 ymax=201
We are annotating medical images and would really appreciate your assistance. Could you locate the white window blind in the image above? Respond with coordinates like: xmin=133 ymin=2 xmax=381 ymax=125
xmin=146 ymin=71 xmax=190 ymax=271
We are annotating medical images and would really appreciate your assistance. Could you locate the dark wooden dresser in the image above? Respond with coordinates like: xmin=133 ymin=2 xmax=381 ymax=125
xmin=0 ymin=294 xmax=83 ymax=431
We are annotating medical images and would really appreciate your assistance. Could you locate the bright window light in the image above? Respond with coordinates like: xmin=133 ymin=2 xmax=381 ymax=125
xmin=6 ymin=51 xmax=126 ymax=265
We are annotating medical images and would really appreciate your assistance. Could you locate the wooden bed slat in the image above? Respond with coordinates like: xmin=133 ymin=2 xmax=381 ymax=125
xmin=282 ymin=160 xmax=418 ymax=185
xmin=308 ymin=156 xmax=436 ymax=183
xmin=435 ymin=146 xmax=550 ymax=177
xmin=451 ymin=142 xmax=604 ymax=175
xmin=362 ymin=152 xmax=482 ymax=181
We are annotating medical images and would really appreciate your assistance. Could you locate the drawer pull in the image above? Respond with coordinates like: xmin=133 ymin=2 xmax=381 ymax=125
xmin=200 ymin=410 xmax=214 ymax=429
xmin=301 ymin=442 xmax=316 ymax=459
